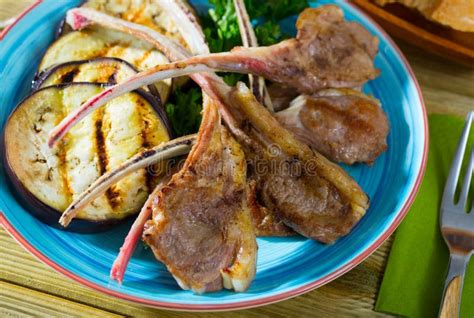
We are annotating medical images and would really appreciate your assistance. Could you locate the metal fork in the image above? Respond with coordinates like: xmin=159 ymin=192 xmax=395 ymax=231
xmin=439 ymin=111 xmax=474 ymax=318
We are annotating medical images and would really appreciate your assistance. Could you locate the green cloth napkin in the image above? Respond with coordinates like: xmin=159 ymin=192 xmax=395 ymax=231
xmin=376 ymin=114 xmax=474 ymax=318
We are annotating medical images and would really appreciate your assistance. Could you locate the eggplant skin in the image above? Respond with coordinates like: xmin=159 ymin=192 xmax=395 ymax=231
xmin=3 ymin=83 xmax=171 ymax=232
xmin=32 ymin=57 xmax=162 ymax=103
xmin=35 ymin=58 xmax=131 ymax=87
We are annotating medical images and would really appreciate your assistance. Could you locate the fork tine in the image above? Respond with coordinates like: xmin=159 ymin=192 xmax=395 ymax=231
xmin=442 ymin=112 xmax=473 ymax=206
xmin=458 ymin=147 xmax=473 ymax=210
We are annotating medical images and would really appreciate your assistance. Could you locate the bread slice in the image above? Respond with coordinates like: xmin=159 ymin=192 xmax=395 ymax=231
xmin=375 ymin=0 xmax=474 ymax=32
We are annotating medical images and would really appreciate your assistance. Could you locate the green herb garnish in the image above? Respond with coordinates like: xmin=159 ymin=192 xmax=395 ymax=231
xmin=165 ymin=86 xmax=203 ymax=137
xmin=264 ymin=0 xmax=309 ymax=22
xmin=255 ymin=21 xmax=284 ymax=46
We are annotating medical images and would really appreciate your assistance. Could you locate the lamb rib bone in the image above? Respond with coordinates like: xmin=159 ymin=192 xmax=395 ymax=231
xmin=233 ymin=0 xmax=273 ymax=111
xmin=157 ymin=0 xmax=209 ymax=56
xmin=110 ymin=172 xmax=173 ymax=283
xmin=49 ymin=42 xmax=369 ymax=243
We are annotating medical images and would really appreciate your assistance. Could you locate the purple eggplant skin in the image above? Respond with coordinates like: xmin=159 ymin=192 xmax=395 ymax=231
xmin=32 ymin=57 xmax=138 ymax=90
xmin=32 ymin=57 xmax=163 ymax=106
xmin=2 ymin=83 xmax=172 ymax=233
xmin=55 ymin=18 xmax=72 ymax=40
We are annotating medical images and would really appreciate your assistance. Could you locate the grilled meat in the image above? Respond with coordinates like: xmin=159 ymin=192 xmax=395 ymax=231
xmin=61 ymin=6 xmax=388 ymax=166
xmin=248 ymin=181 xmax=294 ymax=236
xmin=275 ymin=89 xmax=389 ymax=165
xmin=225 ymin=82 xmax=369 ymax=243
xmin=143 ymin=95 xmax=257 ymax=293
xmin=204 ymin=5 xmax=379 ymax=94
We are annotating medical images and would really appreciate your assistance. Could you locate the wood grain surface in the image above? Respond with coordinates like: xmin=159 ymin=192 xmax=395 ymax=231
xmin=1 ymin=0 xmax=474 ymax=317
xmin=0 ymin=0 xmax=33 ymax=27
xmin=439 ymin=276 xmax=462 ymax=318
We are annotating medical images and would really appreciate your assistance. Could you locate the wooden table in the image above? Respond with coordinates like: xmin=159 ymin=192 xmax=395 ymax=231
xmin=1 ymin=1 xmax=473 ymax=317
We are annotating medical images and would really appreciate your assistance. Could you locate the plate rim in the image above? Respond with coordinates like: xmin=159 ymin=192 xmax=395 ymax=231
xmin=0 ymin=0 xmax=429 ymax=311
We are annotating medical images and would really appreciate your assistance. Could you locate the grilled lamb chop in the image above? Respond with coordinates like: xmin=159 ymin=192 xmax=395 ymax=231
xmin=266 ymin=86 xmax=389 ymax=164
xmin=65 ymin=5 xmax=378 ymax=95
xmin=55 ymin=6 xmax=370 ymax=243
xmin=225 ymin=82 xmax=369 ymax=243
xmin=202 ymin=5 xmax=379 ymax=94
xmin=143 ymin=95 xmax=257 ymax=293
xmin=275 ymin=89 xmax=389 ymax=165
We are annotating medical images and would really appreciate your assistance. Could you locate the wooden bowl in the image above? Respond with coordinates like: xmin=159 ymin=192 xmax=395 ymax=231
xmin=352 ymin=0 xmax=474 ymax=65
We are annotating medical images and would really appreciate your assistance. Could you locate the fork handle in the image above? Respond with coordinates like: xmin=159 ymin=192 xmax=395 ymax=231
xmin=439 ymin=254 xmax=470 ymax=318
xmin=439 ymin=276 xmax=462 ymax=318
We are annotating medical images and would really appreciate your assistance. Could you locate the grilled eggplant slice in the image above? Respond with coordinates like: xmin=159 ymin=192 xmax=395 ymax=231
xmin=81 ymin=0 xmax=188 ymax=47
xmin=33 ymin=57 xmax=161 ymax=99
xmin=55 ymin=0 xmax=187 ymax=43
xmin=3 ymin=83 xmax=171 ymax=232
xmin=50 ymin=0 xmax=192 ymax=98
xmin=39 ymin=27 xmax=172 ymax=102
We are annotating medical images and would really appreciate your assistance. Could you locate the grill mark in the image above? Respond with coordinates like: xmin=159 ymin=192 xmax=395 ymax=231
xmin=95 ymin=109 xmax=120 ymax=209
xmin=60 ymin=68 xmax=80 ymax=84
xmin=107 ymin=66 xmax=119 ymax=84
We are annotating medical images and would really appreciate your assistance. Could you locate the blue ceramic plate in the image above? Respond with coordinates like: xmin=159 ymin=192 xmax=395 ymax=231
xmin=0 ymin=0 xmax=428 ymax=311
